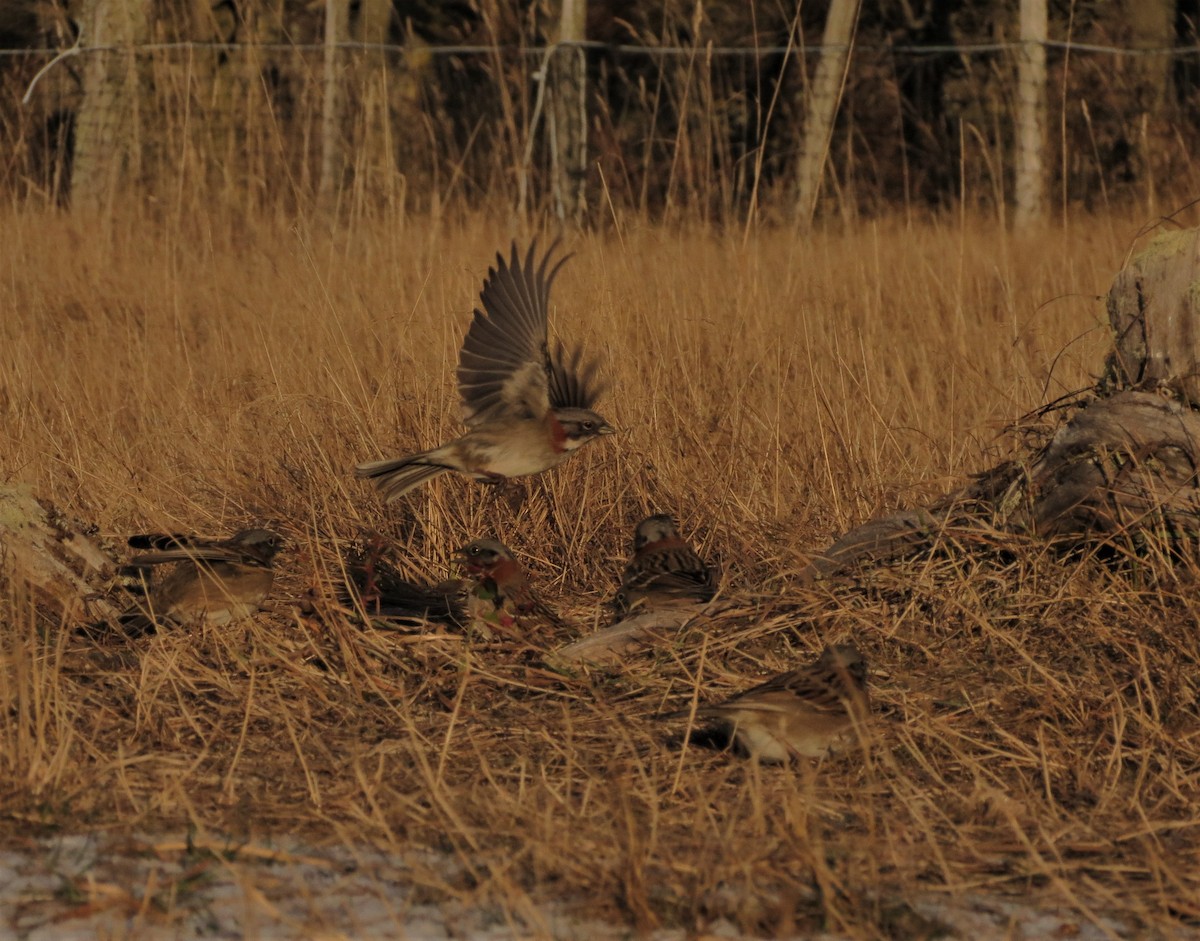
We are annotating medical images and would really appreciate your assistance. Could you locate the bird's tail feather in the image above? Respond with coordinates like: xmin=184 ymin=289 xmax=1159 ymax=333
xmin=354 ymin=454 xmax=454 ymax=502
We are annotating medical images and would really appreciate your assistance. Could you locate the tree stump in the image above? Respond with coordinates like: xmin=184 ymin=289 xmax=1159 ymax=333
xmin=1104 ymin=229 xmax=1200 ymax=403
xmin=801 ymin=227 xmax=1200 ymax=582
xmin=0 ymin=485 xmax=123 ymax=623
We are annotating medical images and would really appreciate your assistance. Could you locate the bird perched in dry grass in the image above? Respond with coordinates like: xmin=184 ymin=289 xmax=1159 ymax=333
xmin=118 ymin=528 xmax=282 ymax=635
xmin=349 ymin=537 xmax=564 ymax=638
xmin=612 ymin=513 xmax=718 ymax=617
xmin=355 ymin=241 xmax=615 ymax=502
xmin=456 ymin=538 xmax=565 ymax=637
xmin=666 ymin=644 xmax=869 ymax=763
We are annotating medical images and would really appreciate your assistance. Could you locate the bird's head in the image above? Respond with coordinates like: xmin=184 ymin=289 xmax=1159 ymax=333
xmin=455 ymin=538 xmax=518 ymax=578
xmin=232 ymin=529 xmax=284 ymax=564
xmin=552 ymin=407 xmax=616 ymax=451
xmin=632 ymin=513 xmax=680 ymax=551
xmin=818 ymin=644 xmax=868 ymax=688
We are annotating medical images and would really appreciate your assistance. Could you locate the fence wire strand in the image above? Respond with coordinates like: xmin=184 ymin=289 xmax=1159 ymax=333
xmin=4 ymin=38 xmax=1200 ymax=59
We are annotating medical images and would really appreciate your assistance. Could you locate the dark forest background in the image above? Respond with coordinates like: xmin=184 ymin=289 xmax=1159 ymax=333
xmin=0 ymin=0 xmax=1197 ymax=219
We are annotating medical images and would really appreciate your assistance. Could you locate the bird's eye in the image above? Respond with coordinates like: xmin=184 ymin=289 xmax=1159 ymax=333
xmin=582 ymin=420 xmax=594 ymax=431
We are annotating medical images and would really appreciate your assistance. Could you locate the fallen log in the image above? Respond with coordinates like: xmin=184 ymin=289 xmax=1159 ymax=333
xmin=0 ymin=484 xmax=123 ymax=622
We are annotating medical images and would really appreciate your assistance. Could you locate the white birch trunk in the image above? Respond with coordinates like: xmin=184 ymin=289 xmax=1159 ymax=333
xmin=796 ymin=0 xmax=860 ymax=227
xmin=1014 ymin=0 xmax=1048 ymax=228
xmin=318 ymin=0 xmax=350 ymax=213
xmin=551 ymin=0 xmax=588 ymax=226
xmin=71 ymin=0 xmax=148 ymax=213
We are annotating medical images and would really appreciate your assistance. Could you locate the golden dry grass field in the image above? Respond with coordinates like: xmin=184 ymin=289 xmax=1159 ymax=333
xmin=2 ymin=206 xmax=1199 ymax=938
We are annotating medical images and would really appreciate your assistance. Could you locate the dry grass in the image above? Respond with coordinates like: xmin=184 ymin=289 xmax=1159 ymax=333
xmin=3 ymin=205 xmax=1199 ymax=937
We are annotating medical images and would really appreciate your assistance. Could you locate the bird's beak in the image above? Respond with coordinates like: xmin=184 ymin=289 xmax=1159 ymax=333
xmin=598 ymin=424 xmax=617 ymax=436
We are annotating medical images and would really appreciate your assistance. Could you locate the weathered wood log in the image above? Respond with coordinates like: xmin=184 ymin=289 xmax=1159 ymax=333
xmin=1015 ymin=391 xmax=1200 ymax=538
xmin=0 ymin=484 xmax=123 ymax=622
xmin=1104 ymin=228 xmax=1200 ymax=404
xmin=800 ymin=228 xmax=1200 ymax=582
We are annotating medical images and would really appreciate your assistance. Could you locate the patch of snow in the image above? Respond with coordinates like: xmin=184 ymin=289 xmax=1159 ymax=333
xmin=0 ymin=834 xmax=1162 ymax=941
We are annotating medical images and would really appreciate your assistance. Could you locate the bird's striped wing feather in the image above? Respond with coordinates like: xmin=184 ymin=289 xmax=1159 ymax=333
xmin=457 ymin=241 xmax=569 ymax=426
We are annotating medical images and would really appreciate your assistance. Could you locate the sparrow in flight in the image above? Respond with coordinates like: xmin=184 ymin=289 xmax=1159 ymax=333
xmin=118 ymin=528 xmax=282 ymax=634
xmin=356 ymin=241 xmax=615 ymax=502
xmin=665 ymin=644 xmax=870 ymax=763
xmin=612 ymin=513 xmax=719 ymax=616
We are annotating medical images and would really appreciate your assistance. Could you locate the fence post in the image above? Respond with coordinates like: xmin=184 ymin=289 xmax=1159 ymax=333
xmin=319 ymin=0 xmax=349 ymax=214
xmin=71 ymin=0 xmax=148 ymax=213
xmin=796 ymin=0 xmax=860 ymax=227
xmin=551 ymin=0 xmax=587 ymax=226
xmin=1015 ymin=0 xmax=1047 ymax=228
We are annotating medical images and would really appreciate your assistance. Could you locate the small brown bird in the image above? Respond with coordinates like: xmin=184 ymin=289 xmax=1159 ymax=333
xmin=355 ymin=241 xmax=615 ymax=502
xmin=349 ymin=537 xmax=563 ymax=637
xmin=455 ymin=538 xmax=565 ymax=636
xmin=119 ymin=529 xmax=282 ymax=634
xmin=667 ymin=644 xmax=870 ymax=763
xmin=612 ymin=513 xmax=718 ymax=616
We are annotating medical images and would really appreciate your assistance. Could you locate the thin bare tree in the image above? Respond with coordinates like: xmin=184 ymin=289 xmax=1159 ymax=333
xmin=319 ymin=0 xmax=350 ymax=214
xmin=71 ymin=0 xmax=148 ymax=213
xmin=551 ymin=0 xmax=588 ymax=226
xmin=1015 ymin=0 xmax=1048 ymax=228
xmin=796 ymin=0 xmax=861 ymax=227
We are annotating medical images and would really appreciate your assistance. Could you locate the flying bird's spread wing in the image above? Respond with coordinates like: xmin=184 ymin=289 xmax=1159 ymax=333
xmin=548 ymin=341 xmax=606 ymax=411
xmin=457 ymin=241 xmax=570 ymax=427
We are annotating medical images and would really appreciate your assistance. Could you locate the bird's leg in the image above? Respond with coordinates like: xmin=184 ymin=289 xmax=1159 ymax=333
xmin=502 ymin=482 xmax=527 ymax=514
xmin=477 ymin=472 xmax=527 ymax=512
xmin=360 ymin=534 xmax=387 ymax=613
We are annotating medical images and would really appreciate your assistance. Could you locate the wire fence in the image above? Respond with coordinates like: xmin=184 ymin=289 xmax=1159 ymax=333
xmin=3 ymin=31 xmax=1200 ymax=216
xmin=6 ymin=38 xmax=1200 ymax=58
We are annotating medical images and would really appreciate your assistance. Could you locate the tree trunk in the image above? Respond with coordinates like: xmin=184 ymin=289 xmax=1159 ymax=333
xmin=1120 ymin=0 xmax=1174 ymax=112
xmin=796 ymin=0 xmax=861 ymax=227
xmin=1104 ymin=228 xmax=1200 ymax=404
xmin=318 ymin=0 xmax=350 ymax=214
xmin=350 ymin=0 xmax=397 ymax=210
xmin=70 ymin=0 xmax=148 ymax=213
xmin=1120 ymin=0 xmax=1176 ymax=214
xmin=551 ymin=0 xmax=588 ymax=226
xmin=1014 ymin=0 xmax=1047 ymax=228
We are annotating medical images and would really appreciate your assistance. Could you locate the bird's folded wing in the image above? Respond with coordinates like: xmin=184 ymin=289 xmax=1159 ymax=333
xmin=624 ymin=551 xmax=716 ymax=594
xmin=130 ymin=546 xmax=248 ymax=566
xmin=457 ymin=241 xmax=569 ymax=426
xmin=728 ymin=673 xmax=851 ymax=715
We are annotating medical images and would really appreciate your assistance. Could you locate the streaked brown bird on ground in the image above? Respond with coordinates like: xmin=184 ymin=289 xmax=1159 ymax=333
xmin=348 ymin=537 xmax=564 ymax=638
xmin=118 ymin=528 xmax=282 ymax=635
xmin=355 ymin=241 xmax=615 ymax=502
xmin=612 ymin=513 xmax=718 ymax=617
xmin=665 ymin=644 xmax=870 ymax=763
xmin=456 ymin=538 xmax=563 ymax=636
